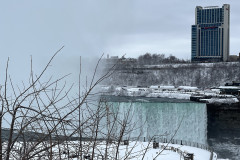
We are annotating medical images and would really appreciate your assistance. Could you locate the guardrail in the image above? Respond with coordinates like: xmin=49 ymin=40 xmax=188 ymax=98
xmin=128 ymin=137 xmax=215 ymax=160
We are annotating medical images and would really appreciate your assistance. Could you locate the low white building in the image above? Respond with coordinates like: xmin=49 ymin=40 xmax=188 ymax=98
xmin=178 ymin=86 xmax=198 ymax=92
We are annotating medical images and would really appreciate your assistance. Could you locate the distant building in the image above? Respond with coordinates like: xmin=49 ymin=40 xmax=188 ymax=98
xmin=191 ymin=4 xmax=230 ymax=62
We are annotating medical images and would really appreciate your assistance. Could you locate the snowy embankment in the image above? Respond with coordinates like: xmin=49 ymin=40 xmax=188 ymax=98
xmin=5 ymin=141 xmax=217 ymax=160
xmin=100 ymin=85 xmax=195 ymax=100
xmin=144 ymin=62 xmax=239 ymax=69
xmin=99 ymin=85 xmax=239 ymax=104
xmin=147 ymin=92 xmax=191 ymax=100
xmin=104 ymin=61 xmax=240 ymax=89
xmin=200 ymin=98 xmax=239 ymax=104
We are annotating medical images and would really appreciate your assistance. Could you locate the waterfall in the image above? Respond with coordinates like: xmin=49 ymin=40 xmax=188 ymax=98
xmin=108 ymin=102 xmax=207 ymax=145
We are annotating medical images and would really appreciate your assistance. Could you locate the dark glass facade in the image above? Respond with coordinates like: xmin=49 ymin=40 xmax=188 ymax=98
xmin=191 ymin=5 xmax=230 ymax=62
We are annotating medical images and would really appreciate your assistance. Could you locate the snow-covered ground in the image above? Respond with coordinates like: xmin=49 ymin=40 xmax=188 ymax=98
xmin=4 ymin=140 xmax=218 ymax=160
xmin=200 ymin=97 xmax=239 ymax=104
xmin=99 ymin=85 xmax=239 ymax=104
xmin=147 ymin=91 xmax=191 ymax=100
xmin=144 ymin=62 xmax=239 ymax=69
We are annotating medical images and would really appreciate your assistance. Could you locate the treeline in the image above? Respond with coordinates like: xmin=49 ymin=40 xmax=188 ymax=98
xmin=137 ymin=53 xmax=190 ymax=65
xmin=105 ymin=53 xmax=190 ymax=70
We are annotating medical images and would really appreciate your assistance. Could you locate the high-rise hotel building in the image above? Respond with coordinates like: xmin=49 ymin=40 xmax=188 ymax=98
xmin=191 ymin=4 xmax=230 ymax=62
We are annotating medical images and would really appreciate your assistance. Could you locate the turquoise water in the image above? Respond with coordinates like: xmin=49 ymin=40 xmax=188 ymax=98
xmin=106 ymin=101 xmax=207 ymax=145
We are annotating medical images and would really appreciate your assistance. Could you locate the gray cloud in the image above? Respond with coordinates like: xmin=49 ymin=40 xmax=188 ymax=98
xmin=0 ymin=0 xmax=240 ymax=83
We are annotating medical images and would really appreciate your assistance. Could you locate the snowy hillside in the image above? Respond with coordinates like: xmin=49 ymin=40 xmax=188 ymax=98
xmin=103 ymin=62 xmax=240 ymax=88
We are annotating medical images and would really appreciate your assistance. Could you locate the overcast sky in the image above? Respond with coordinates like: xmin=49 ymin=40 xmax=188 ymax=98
xmin=1 ymin=0 xmax=239 ymax=60
xmin=0 ymin=0 xmax=240 ymax=85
